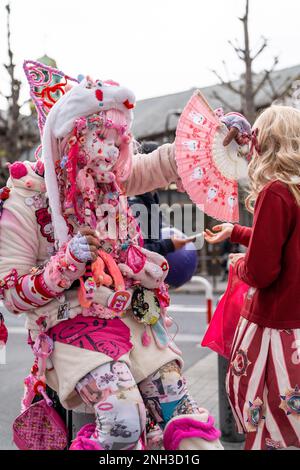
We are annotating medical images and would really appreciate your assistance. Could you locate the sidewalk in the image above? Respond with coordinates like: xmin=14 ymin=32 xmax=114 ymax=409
xmin=186 ymin=352 xmax=244 ymax=451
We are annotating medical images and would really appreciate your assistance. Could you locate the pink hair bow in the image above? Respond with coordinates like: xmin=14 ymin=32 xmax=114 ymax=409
xmin=247 ymin=128 xmax=261 ymax=161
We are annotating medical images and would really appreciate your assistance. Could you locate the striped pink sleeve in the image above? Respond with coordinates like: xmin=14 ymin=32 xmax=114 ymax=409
xmin=0 ymin=209 xmax=85 ymax=314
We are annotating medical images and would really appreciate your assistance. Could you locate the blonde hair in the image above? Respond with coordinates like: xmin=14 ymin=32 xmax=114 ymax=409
xmin=246 ymin=105 xmax=300 ymax=212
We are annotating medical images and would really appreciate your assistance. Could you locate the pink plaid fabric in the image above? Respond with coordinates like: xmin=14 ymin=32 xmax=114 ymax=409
xmin=13 ymin=400 xmax=68 ymax=450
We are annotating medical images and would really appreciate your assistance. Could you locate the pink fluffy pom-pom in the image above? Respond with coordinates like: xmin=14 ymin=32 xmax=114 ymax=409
xmin=9 ymin=162 xmax=28 ymax=179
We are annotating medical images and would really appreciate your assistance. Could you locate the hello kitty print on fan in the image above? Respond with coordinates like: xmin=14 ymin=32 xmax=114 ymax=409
xmin=175 ymin=91 xmax=249 ymax=223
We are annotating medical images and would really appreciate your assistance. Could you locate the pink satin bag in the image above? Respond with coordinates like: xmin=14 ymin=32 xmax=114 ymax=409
xmin=201 ymin=265 xmax=249 ymax=359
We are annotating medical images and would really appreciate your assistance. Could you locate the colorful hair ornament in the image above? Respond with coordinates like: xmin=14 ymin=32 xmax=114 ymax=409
xmin=23 ymin=60 xmax=78 ymax=137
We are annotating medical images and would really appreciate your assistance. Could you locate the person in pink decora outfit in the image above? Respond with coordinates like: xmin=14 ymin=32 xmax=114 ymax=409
xmin=0 ymin=61 xmax=245 ymax=451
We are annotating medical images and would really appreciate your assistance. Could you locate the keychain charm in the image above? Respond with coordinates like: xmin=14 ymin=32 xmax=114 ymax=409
xmin=131 ymin=286 xmax=161 ymax=325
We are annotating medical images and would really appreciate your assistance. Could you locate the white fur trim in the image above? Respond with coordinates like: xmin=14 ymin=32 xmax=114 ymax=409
xmin=42 ymin=114 xmax=69 ymax=247
xmin=46 ymin=79 xmax=135 ymax=140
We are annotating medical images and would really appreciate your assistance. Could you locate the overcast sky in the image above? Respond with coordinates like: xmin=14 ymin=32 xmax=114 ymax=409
xmin=0 ymin=0 xmax=300 ymax=106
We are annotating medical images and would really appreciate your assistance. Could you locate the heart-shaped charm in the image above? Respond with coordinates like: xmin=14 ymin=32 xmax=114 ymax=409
xmin=95 ymin=89 xmax=103 ymax=102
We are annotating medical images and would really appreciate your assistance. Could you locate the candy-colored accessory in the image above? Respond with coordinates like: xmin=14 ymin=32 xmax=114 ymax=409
xmin=8 ymin=161 xmax=28 ymax=179
xmin=23 ymin=60 xmax=78 ymax=137
xmin=119 ymin=247 xmax=169 ymax=290
xmin=13 ymin=399 xmax=68 ymax=450
xmin=32 ymin=332 xmax=54 ymax=380
xmin=107 ymin=290 xmax=131 ymax=313
xmin=0 ymin=268 xmax=18 ymax=300
xmin=3 ymin=268 xmax=18 ymax=288
xmin=221 ymin=112 xmax=252 ymax=142
xmin=126 ymin=244 xmax=146 ymax=274
xmin=279 ymin=385 xmax=300 ymax=416
xmin=175 ymin=90 xmax=249 ymax=223
xmin=97 ymin=249 xmax=125 ymax=291
xmin=0 ymin=186 xmax=10 ymax=201
xmin=155 ymin=283 xmax=170 ymax=309
xmin=131 ymin=287 xmax=161 ymax=325
xmin=142 ymin=327 xmax=152 ymax=347
xmin=78 ymin=268 xmax=95 ymax=308
xmin=78 ymin=250 xmax=126 ymax=308
xmin=91 ymin=256 xmax=112 ymax=287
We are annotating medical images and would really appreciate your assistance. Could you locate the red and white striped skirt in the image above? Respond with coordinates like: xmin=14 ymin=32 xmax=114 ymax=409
xmin=226 ymin=317 xmax=300 ymax=450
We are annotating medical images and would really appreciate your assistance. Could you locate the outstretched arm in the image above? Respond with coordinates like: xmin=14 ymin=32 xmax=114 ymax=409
xmin=230 ymin=224 xmax=252 ymax=247
xmin=124 ymin=144 xmax=180 ymax=196
xmin=124 ymin=110 xmax=251 ymax=198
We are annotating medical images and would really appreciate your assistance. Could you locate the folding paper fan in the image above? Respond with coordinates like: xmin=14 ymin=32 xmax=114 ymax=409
xmin=175 ymin=91 xmax=248 ymax=223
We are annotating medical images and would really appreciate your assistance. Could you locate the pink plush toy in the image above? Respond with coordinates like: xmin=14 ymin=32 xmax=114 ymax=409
xmin=91 ymin=256 xmax=112 ymax=287
xmin=118 ymin=246 xmax=169 ymax=289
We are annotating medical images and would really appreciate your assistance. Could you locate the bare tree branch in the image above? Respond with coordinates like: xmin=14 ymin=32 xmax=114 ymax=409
xmin=212 ymin=91 xmax=236 ymax=111
xmin=211 ymin=69 xmax=241 ymax=96
xmin=252 ymin=37 xmax=268 ymax=61
xmin=239 ymin=0 xmax=249 ymax=23
xmin=0 ymin=2 xmax=39 ymax=184
xmin=252 ymin=56 xmax=279 ymax=97
xmin=268 ymin=75 xmax=294 ymax=102
xmin=211 ymin=0 xmax=282 ymax=123
xmin=228 ymin=40 xmax=245 ymax=61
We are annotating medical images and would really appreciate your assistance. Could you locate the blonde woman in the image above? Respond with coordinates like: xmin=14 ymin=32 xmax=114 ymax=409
xmin=205 ymin=105 xmax=300 ymax=450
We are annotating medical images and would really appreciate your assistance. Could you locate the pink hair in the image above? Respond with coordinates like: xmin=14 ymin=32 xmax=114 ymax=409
xmin=100 ymin=108 xmax=133 ymax=183
xmin=57 ymin=108 xmax=133 ymax=228
xmin=60 ymin=108 xmax=133 ymax=184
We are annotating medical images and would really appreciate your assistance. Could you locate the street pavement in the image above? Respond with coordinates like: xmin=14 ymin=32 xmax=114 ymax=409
xmin=0 ymin=291 xmax=242 ymax=450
